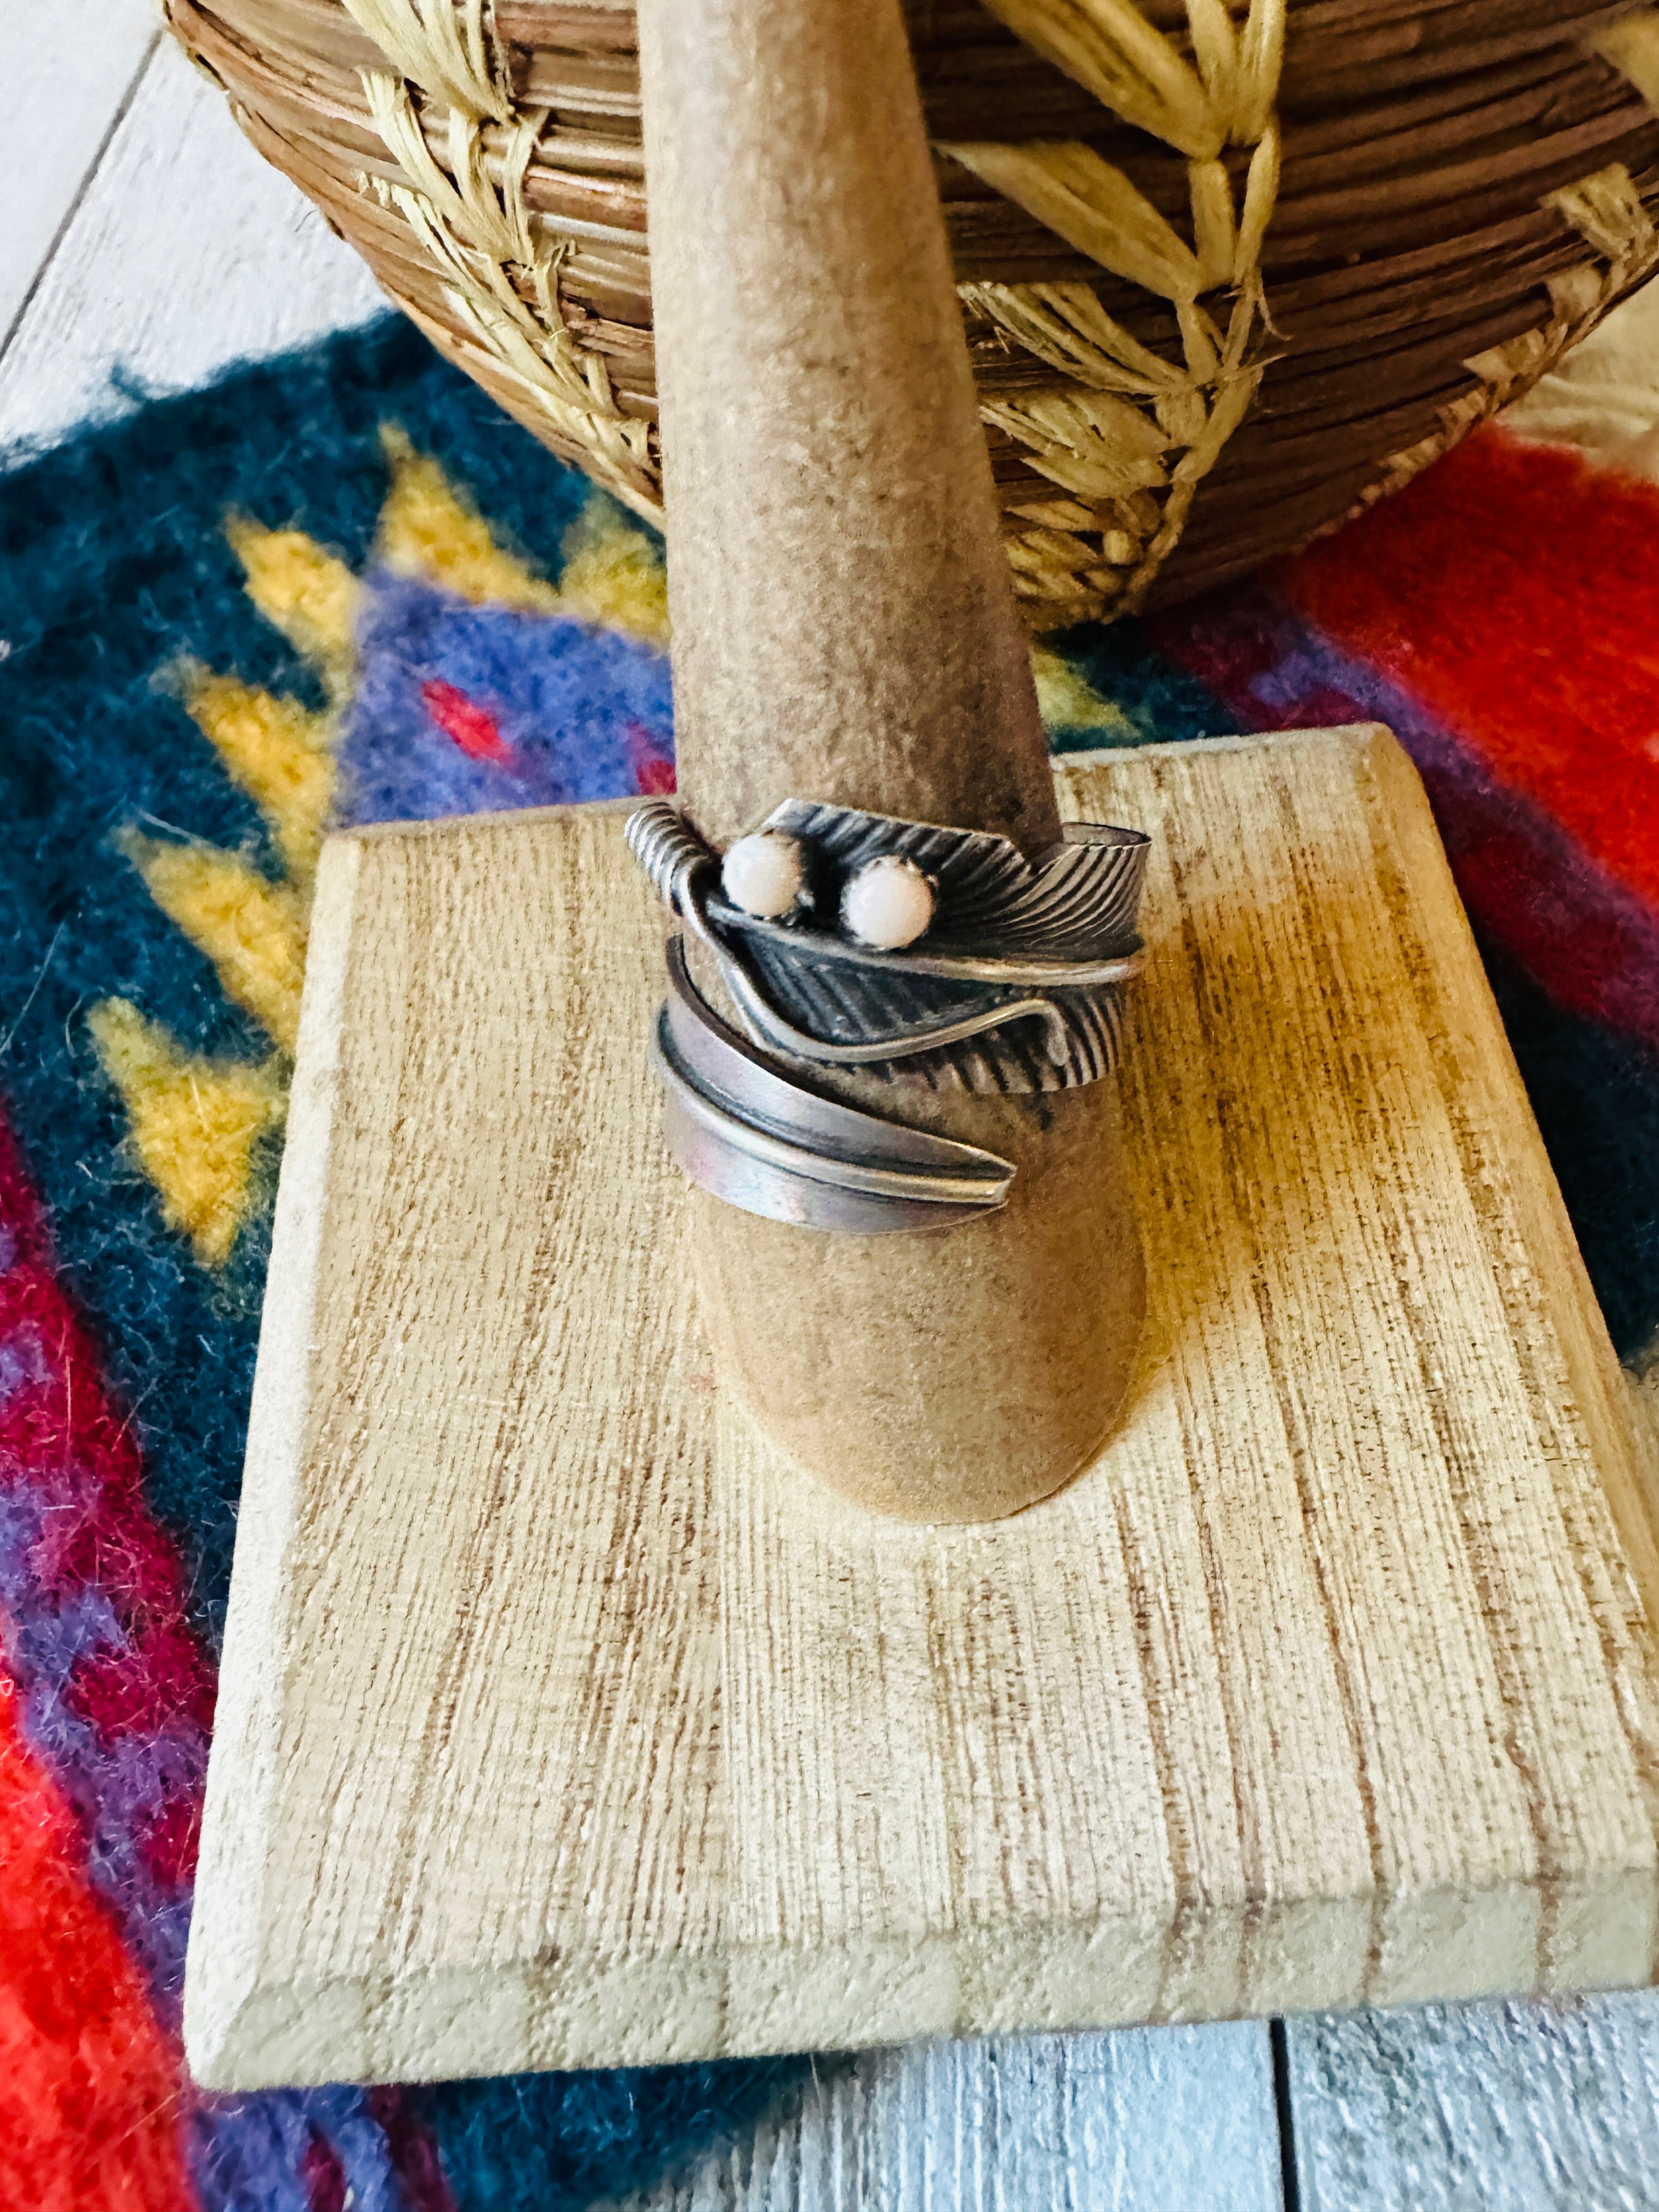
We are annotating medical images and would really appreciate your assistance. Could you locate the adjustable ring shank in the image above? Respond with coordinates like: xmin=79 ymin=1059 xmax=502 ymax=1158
xmin=656 ymin=940 xmax=1014 ymax=1233
xmin=628 ymin=797 xmax=1150 ymax=1231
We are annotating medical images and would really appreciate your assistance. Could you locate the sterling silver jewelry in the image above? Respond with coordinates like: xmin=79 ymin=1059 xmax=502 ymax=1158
xmin=627 ymin=796 xmax=1149 ymax=1233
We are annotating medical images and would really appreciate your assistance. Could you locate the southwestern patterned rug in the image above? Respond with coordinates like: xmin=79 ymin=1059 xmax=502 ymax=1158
xmin=0 ymin=309 xmax=1656 ymax=2208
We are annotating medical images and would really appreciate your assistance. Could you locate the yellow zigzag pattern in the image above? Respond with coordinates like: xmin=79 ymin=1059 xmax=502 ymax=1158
xmin=92 ymin=428 xmax=1123 ymax=1267
xmin=91 ymin=433 xmax=670 ymax=1266
xmin=86 ymin=1002 xmax=285 ymax=1269
xmin=1030 ymin=647 xmax=1138 ymax=742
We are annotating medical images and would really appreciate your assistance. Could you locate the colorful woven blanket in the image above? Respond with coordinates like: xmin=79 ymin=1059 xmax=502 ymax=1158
xmin=0 ymin=313 xmax=1655 ymax=2209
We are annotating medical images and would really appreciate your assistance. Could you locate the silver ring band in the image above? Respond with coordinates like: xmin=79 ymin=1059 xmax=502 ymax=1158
xmin=627 ymin=795 xmax=1150 ymax=1231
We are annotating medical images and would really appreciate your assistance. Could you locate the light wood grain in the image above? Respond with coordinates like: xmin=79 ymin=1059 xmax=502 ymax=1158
xmin=1287 ymin=1991 xmax=1659 ymax=2211
xmin=184 ymin=726 xmax=1659 ymax=2091
xmin=612 ymin=2025 xmax=1282 ymax=2212
xmin=0 ymin=35 xmax=385 ymax=460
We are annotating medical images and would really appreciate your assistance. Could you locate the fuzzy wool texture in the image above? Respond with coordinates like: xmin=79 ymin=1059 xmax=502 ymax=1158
xmin=0 ymin=1118 xmax=441 ymax=2212
xmin=177 ymin=674 xmax=335 ymax=887
xmin=223 ymin=519 xmax=360 ymax=689
xmin=1284 ymin=433 xmax=1659 ymax=914
xmin=111 ymin=832 xmax=308 ymax=1054
xmin=1 ymin=310 xmax=1657 ymax=2210
xmin=341 ymin=574 xmax=674 ymax=826
xmin=0 ymin=1669 xmax=191 ymax=2211
xmin=84 ymin=1000 xmax=283 ymax=1269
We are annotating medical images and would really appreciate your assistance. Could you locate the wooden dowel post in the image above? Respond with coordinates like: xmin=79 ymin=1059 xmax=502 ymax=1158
xmin=637 ymin=0 xmax=1145 ymax=1520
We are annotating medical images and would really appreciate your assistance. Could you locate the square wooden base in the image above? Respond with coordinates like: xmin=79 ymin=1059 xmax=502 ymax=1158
xmin=183 ymin=729 xmax=1659 ymax=2091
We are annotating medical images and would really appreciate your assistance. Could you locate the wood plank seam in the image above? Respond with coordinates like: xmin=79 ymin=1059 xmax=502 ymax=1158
xmin=0 ymin=29 xmax=160 ymax=364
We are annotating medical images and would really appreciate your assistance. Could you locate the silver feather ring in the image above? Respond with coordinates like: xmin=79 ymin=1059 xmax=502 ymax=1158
xmin=627 ymin=797 xmax=1150 ymax=1232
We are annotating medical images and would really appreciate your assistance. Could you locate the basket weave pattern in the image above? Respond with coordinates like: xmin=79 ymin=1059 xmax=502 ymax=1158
xmin=165 ymin=0 xmax=1659 ymax=620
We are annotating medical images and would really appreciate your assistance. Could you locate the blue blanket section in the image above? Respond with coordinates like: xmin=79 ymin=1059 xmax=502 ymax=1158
xmin=344 ymin=573 xmax=674 ymax=824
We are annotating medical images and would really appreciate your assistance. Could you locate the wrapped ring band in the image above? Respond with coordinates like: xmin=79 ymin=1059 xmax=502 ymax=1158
xmin=627 ymin=797 xmax=1150 ymax=1230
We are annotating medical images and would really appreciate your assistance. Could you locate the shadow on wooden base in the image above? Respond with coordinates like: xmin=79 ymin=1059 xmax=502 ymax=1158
xmin=182 ymin=730 xmax=1659 ymax=2092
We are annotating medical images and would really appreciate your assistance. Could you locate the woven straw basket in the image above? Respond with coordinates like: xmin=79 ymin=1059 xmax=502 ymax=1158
xmin=166 ymin=0 xmax=1659 ymax=623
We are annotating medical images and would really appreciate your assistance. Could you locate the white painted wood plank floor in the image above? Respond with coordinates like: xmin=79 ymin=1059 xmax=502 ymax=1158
xmin=0 ymin=0 xmax=157 ymax=350
xmin=610 ymin=2030 xmax=1284 ymax=2212
xmin=5 ymin=10 xmax=1659 ymax=2209
xmin=0 ymin=8 xmax=383 ymax=459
